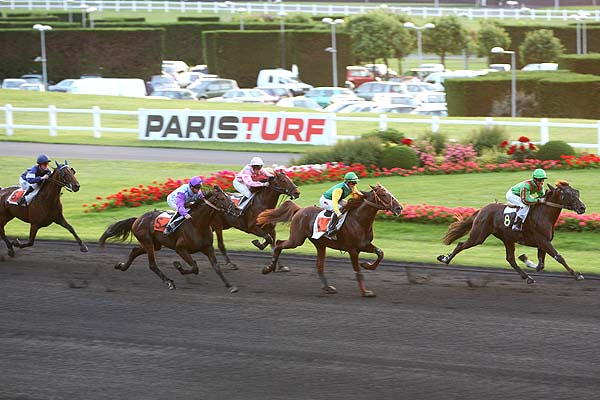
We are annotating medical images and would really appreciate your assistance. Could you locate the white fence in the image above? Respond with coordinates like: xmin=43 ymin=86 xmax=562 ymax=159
xmin=2 ymin=104 xmax=600 ymax=154
xmin=0 ymin=0 xmax=599 ymax=21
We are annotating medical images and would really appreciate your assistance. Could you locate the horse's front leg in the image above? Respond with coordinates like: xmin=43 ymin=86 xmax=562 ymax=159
xmin=202 ymin=246 xmax=238 ymax=293
xmin=503 ymin=241 xmax=535 ymax=284
xmin=316 ymin=244 xmax=336 ymax=294
xmin=359 ymin=243 xmax=384 ymax=271
xmin=538 ymin=240 xmax=584 ymax=281
xmin=55 ymin=214 xmax=88 ymax=252
xmin=536 ymin=248 xmax=547 ymax=272
xmin=173 ymin=245 xmax=200 ymax=275
xmin=12 ymin=224 xmax=41 ymax=249
xmin=349 ymin=250 xmax=375 ymax=297
xmin=214 ymin=226 xmax=237 ymax=270
xmin=0 ymin=221 xmax=15 ymax=257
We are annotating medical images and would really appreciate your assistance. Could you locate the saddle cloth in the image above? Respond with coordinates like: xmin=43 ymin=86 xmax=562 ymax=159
xmin=153 ymin=211 xmax=175 ymax=232
xmin=503 ymin=203 xmax=520 ymax=214
xmin=7 ymin=188 xmax=25 ymax=205
xmin=311 ymin=210 xmax=348 ymax=240
xmin=229 ymin=192 xmax=255 ymax=210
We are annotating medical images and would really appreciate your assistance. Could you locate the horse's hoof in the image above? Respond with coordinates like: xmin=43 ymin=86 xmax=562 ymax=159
xmin=262 ymin=265 xmax=274 ymax=275
xmin=80 ymin=245 xmax=88 ymax=253
xmin=227 ymin=262 xmax=239 ymax=271
xmin=166 ymin=280 xmax=176 ymax=290
xmin=437 ymin=255 xmax=449 ymax=264
xmin=229 ymin=286 xmax=239 ymax=293
xmin=322 ymin=285 xmax=337 ymax=294
xmin=536 ymin=265 xmax=545 ymax=272
xmin=275 ymin=265 xmax=290 ymax=273
xmin=8 ymin=249 xmax=15 ymax=258
xmin=360 ymin=262 xmax=376 ymax=271
xmin=114 ymin=262 xmax=124 ymax=271
xmin=575 ymin=272 xmax=585 ymax=281
xmin=362 ymin=290 xmax=376 ymax=298
xmin=11 ymin=239 xmax=21 ymax=248
xmin=526 ymin=276 xmax=536 ymax=285
xmin=251 ymin=239 xmax=262 ymax=249
xmin=192 ymin=267 xmax=199 ymax=275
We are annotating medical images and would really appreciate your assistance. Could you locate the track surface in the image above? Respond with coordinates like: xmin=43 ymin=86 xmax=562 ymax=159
xmin=1 ymin=241 xmax=599 ymax=400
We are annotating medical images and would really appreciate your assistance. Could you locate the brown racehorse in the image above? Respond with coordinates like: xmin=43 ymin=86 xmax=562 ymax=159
xmin=437 ymin=181 xmax=586 ymax=284
xmin=212 ymin=170 xmax=300 ymax=271
xmin=99 ymin=185 xmax=240 ymax=292
xmin=256 ymin=184 xmax=402 ymax=297
xmin=0 ymin=161 xmax=87 ymax=257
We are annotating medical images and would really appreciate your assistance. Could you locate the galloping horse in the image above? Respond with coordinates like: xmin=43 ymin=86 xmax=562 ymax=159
xmin=0 ymin=161 xmax=87 ymax=257
xmin=437 ymin=181 xmax=586 ymax=284
xmin=256 ymin=184 xmax=402 ymax=297
xmin=99 ymin=185 xmax=240 ymax=292
xmin=212 ymin=170 xmax=300 ymax=271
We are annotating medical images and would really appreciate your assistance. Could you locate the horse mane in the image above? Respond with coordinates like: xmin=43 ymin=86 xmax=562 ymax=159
xmin=344 ymin=191 xmax=366 ymax=211
xmin=555 ymin=179 xmax=570 ymax=187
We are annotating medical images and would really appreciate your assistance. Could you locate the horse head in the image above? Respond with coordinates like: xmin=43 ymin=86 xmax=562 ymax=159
xmin=206 ymin=185 xmax=240 ymax=217
xmin=367 ymin=184 xmax=403 ymax=216
xmin=547 ymin=181 xmax=586 ymax=215
xmin=268 ymin=170 xmax=300 ymax=199
xmin=52 ymin=160 xmax=80 ymax=192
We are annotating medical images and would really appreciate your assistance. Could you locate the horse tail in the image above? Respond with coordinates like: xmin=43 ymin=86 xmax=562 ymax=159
xmin=256 ymin=200 xmax=301 ymax=226
xmin=99 ymin=217 xmax=137 ymax=246
xmin=442 ymin=210 xmax=480 ymax=245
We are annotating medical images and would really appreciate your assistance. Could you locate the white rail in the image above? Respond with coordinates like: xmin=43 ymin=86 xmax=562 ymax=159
xmin=1 ymin=104 xmax=599 ymax=154
xmin=0 ymin=1 xmax=598 ymax=22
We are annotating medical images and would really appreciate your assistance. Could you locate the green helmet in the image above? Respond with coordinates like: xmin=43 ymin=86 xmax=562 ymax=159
xmin=532 ymin=168 xmax=547 ymax=179
xmin=344 ymin=172 xmax=359 ymax=182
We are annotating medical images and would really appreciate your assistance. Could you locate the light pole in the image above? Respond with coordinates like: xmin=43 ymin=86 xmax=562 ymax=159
xmin=33 ymin=24 xmax=52 ymax=89
xmin=87 ymin=6 xmax=97 ymax=28
xmin=404 ymin=22 xmax=435 ymax=68
xmin=278 ymin=11 xmax=287 ymax=68
xmin=80 ymin=3 xmax=88 ymax=28
xmin=491 ymin=46 xmax=516 ymax=118
xmin=572 ymin=11 xmax=589 ymax=55
xmin=237 ymin=7 xmax=246 ymax=30
xmin=322 ymin=17 xmax=344 ymax=87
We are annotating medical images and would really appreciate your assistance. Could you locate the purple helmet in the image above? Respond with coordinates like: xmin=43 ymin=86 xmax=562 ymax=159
xmin=189 ymin=176 xmax=203 ymax=188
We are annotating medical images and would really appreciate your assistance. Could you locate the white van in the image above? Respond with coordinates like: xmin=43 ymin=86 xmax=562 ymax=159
xmin=256 ymin=67 xmax=313 ymax=96
xmin=67 ymin=78 xmax=147 ymax=97
xmin=424 ymin=70 xmax=487 ymax=91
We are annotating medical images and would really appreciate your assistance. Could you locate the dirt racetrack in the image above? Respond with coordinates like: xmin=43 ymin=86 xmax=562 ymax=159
xmin=1 ymin=241 xmax=599 ymax=400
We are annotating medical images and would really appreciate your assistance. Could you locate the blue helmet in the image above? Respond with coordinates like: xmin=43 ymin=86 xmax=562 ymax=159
xmin=36 ymin=154 xmax=51 ymax=164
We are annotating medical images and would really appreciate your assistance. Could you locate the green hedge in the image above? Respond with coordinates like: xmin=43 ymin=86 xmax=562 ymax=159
xmin=558 ymin=53 xmax=600 ymax=76
xmin=0 ymin=15 xmax=60 ymax=22
xmin=177 ymin=16 xmax=220 ymax=22
xmin=536 ymin=74 xmax=600 ymax=118
xmin=203 ymin=29 xmax=352 ymax=87
xmin=0 ymin=28 xmax=164 ymax=81
xmin=0 ymin=22 xmax=79 ymax=28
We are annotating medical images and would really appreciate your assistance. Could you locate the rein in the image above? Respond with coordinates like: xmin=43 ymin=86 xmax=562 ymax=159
xmin=46 ymin=165 xmax=73 ymax=192
xmin=541 ymin=200 xmax=563 ymax=209
xmin=364 ymin=188 xmax=392 ymax=211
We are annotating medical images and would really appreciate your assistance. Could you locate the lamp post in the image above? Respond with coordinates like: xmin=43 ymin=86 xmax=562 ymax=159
xmin=322 ymin=17 xmax=344 ymax=87
xmin=80 ymin=3 xmax=88 ymax=28
xmin=572 ymin=12 xmax=589 ymax=55
xmin=278 ymin=11 xmax=287 ymax=68
xmin=491 ymin=46 xmax=516 ymax=118
xmin=33 ymin=24 xmax=52 ymax=89
xmin=237 ymin=7 xmax=246 ymax=30
xmin=403 ymin=22 xmax=435 ymax=68
xmin=87 ymin=6 xmax=97 ymax=28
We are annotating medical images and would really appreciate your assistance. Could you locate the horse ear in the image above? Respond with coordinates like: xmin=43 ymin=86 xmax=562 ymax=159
xmin=54 ymin=160 xmax=61 ymax=169
xmin=213 ymin=185 xmax=223 ymax=192
xmin=547 ymin=183 xmax=555 ymax=192
xmin=64 ymin=160 xmax=69 ymax=165
xmin=369 ymin=184 xmax=376 ymax=190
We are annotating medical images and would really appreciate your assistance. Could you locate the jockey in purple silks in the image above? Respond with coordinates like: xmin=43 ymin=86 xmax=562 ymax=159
xmin=18 ymin=154 xmax=52 ymax=206
xmin=233 ymin=156 xmax=272 ymax=210
xmin=164 ymin=176 xmax=205 ymax=234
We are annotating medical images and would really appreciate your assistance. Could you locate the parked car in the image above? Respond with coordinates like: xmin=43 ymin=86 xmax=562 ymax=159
xmin=1 ymin=78 xmax=27 ymax=89
xmin=374 ymin=105 xmax=416 ymax=114
xmin=489 ymin=63 xmax=511 ymax=72
xmin=372 ymin=93 xmax=418 ymax=108
xmin=256 ymin=86 xmax=293 ymax=102
xmin=208 ymin=88 xmax=278 ymax=104
xmin=418 ymin=63 xmax=445 ymax=73
xmin=354 ymin=81 xmax=407 ymax=101
xmin=48 ymin=79 xmax=76 ymax=92
xmin=256 ymin=68 xmax=313 ymax=96
xmin=151 ymin=89 xmax=197 ymax=100
xmin=177 ymin=71 xmax=217 ymax=88
xmin=322 ymin=99 xmax=365 ymax=113
xmin=20 ymin=74 xmax=43 ymax=84
xmin=401 ymin=81 xmax=439 ymax=96
xmin=345 ymin=66 xmax=377 ymax=89
xmin=337 ymin=101 xmax=379 ymax=113
xmin=148 ymin=75 xmax=179 ymax=92
xmin=276 ymin=96 xmax=322 ymax=110
xmin=161 ymin=60 xmax=189 ymax=74
xmin=305 ymin=87 xmax=358 ymax=107
xmin=415 ymin=92 xmax=446 ymax=105
xmin=187 ymin=78 xmax=238 ymax=100
xmin=522 ymin=63 xmax=558 ymax=71
xmin=67 ymin=78 xmax=146 ymax=97
xmin=363 ymin=63 xmax=398 ymax=78
xmin=410 ymin=103 xmax=448 ymax=116
xmin=19 ymin=83 xmax=45 ymax=92
xmin=424 ymin=70 xmax=487 ymax=91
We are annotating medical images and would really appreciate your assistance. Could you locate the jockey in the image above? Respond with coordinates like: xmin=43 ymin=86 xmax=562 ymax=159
xmin=319 ymin=172 xmax=362 ymax=237
xmin=18 ymin=154 xmax=52 ymax=206
xmin=506 ymin=168 xmax=547 ymax=231
xmin=233 ymin=156 xmax=272 ymax=209
xmin=164 ymin=176 xmax=205 ymax=234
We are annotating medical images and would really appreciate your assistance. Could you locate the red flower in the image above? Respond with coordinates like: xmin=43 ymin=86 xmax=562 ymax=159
xmin=529 ymin=143 xmax=536 ymax=150
xmin=499 ymin=140 xmax=509 ymax=148
xmin=518 ymin=136 xmax=530 ymax=143
xmin=401 ymin=138 xmax=413 ymax=146
xmin=520 ymin=144 xmax=526 ymax=152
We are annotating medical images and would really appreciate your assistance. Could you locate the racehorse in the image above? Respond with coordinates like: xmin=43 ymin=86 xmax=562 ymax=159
xmin=99 ymin=185 xmax=240 ymax=292
xmin=0 ymin=160 xmax=87 ymax=257
xmin=437 ymin=181 xmax=586 ymax=284
xmin=212 ymin=169 xmax=300 ymax=271
xmin=256 ymin=184 xmax=402 ymax=297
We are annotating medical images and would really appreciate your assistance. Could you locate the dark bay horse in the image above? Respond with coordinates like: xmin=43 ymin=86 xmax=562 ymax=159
xmin=212 ymin=170 xmax=300 ymax=271
xmin=99 ymin=185 xmax=240 ymax=292
xmin=0 ymin=161 xmax=87 ymax=257
xmin=437 ymin=181 xmax=587 ymax=284
xmin=256 ymin=184 xmax=402 ymax=297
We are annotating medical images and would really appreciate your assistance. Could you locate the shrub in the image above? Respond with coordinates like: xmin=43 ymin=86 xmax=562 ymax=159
xmin=500 ymin=136 xmax=538 ymax=162
xmin=478 ymin=147 xmax=511 ymax=165
xmin=444 ymin=144 xmax=477 ymax=163
xmin=378 ymin=145 xmax=419 ymax=169
xmin=536 ymin=140 xmax=576 ymax=161
xmin=468 ymin=126 xmax=508 ymax=154
xmin=363 ymin=128 xmax=405 ymax=144
xmin=298 ymin=137 xmax=382 ymax=167
xmin=409 ymin=139 xmax=437 ymax=166
xmin=420 ymin=130 xmax=447 ymax=155
xmin=519 ymin=29 xmax=565 ymax=65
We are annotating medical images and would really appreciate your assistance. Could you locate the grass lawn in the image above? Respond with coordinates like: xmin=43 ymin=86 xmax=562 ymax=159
xmin=3 ymin=90 xmax=600 ymax=153
xmin=1 ymin=156 xmax=598 ymax=274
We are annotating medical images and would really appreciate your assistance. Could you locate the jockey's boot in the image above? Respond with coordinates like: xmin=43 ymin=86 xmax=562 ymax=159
xmin=164 ymin=214 xmax=181 ymax=235
xmin=17 ymin=187 xmax=33 ymax=206
xmin=325 ymin=213 xmax=340 ymax=238
xmin=512 ymin=216 xmax=524 ymax=232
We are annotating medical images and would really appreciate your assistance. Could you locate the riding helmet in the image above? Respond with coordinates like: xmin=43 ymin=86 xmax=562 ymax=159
xmin=532 ymin=169 xmax=547 ymax=180
xmin=344 ymin=172 xmax=359 ymax=183
xmin=36 ymin=154 xmax=51 ymax=164
xmin=189 ymin=176 xmax=203 ymax=188
xmin=250 ymin=157 xmax=264 ymax=167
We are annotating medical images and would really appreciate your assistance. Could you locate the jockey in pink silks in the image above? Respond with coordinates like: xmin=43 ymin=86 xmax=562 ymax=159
xmin=232 ymin=157 xmax=272 ymax=209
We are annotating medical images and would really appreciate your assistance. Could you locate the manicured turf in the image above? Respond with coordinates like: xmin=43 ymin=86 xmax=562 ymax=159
xmin=1 ymin=156 xmax=598 ymax=275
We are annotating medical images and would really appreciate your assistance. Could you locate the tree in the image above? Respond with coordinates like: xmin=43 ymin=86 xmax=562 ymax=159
xmin=476 ymin=22 xmax=511 ymax=59
xmin=421 ymin=15 xmax=469 ymax=66
xmin=519 ymin=29 xmax=565 ymax=65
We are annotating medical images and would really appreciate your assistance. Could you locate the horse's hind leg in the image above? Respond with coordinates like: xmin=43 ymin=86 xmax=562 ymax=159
xmin=438 ymin=226 xmax=490 ymax=265
xmin=54 ymin=214 xmax=88 ymax=252
xmin=173 ymin=246 xmax=199 ymax=275
xmin=316 ymin=245 xmax=336 ymax=294
xmin=268 ymin=230 xmax=290 ymax=273
xmin=215 ymin=227 xmax=237 ymax=270
xmin=349 ymin=250 xmax=375 ymax=298
xmin=0 ymin=220 xmax=15 ymax=258
xmin=538 ymin=241 xmax=584 ymax=281
xmin=503 ymin=241 xmax=535 ymax=284
xmin=115 ymin=245 xmax=146 ymax=271
xmin=202 ymin=246 xmax=238 ymax=293
xmin=12 ymin=224 xmax=40 ymax=249
xmin=144 ymin=245 xmax=176 ymax=290
xmin=263 ymin=233 xmax=307 ymax=275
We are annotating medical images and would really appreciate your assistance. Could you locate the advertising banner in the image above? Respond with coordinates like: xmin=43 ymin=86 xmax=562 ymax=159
xmin=139 ymin=109 xmax=336 ymax=145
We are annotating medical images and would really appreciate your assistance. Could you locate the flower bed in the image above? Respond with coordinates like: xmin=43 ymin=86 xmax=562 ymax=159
xmin=82 ymin=154 xmax=600 ymax=213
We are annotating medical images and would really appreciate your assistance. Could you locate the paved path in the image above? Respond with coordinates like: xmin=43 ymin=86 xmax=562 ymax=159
xmin=0 ymin=142 xmax=298 ymax=165
xmin=1 ymin=241 xmax=599 ymax=400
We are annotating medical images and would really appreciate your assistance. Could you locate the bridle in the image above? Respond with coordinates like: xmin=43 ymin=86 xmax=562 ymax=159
xmin=363 ymin=187 xmax=396 ymax=211
xmin=201 ymin=193 xmax=237 ymax=216
xmin=268 ymin=173 xmax=299 ymax=199
xmin=46 ymin=164 xmax=76 ymax=192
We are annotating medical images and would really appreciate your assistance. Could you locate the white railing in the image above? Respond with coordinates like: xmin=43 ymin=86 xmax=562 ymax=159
xmin=0 ymin=1 xmax=598 ymax=22
xmin=1 ymin=104 xmax=600 ymax=154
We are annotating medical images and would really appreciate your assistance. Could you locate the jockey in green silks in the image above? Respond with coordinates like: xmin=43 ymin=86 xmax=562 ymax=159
xmin=319 ymin=172 xmax=362 ymax=237
xmin=506 ymin=168 xmax=547 ymax=232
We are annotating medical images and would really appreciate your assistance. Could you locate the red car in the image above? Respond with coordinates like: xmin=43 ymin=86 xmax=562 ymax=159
xmin=345 ymin=66 xmax=377 ymax=90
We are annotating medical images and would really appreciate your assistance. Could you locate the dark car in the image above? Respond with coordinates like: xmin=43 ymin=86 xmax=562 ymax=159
xmin=255 ymin=86 xmax=293 ymax=101
xmin=187 ymin=78 xmax=239 ymax=100
xmin=48 ymin=79 xmax=76 ymax=93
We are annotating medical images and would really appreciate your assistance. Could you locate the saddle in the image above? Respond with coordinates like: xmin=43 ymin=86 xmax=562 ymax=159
xmin=153 ymin=211 xmax=175 ymax=232
xmin=7 ymin=188 xmax=25 ymax=206
xmin=229 ymin=192 xmax=255 ymax=211
xmin=312 ymin=210 xmax=347 ymax=240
